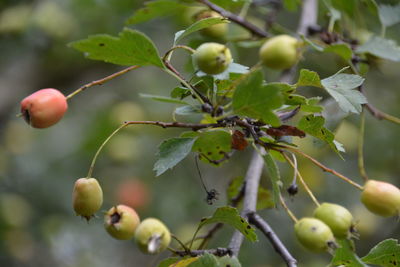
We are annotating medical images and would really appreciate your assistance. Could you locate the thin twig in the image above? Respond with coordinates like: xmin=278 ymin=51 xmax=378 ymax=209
xmin=279 ymin=195 xmax=298 ymax=223
xmin=282 ymin=152 xmax=320 ymax=207
xmin=284 ymin=146 xmax=364 ymax=190
xmin=65 ymin=65 xmax=140 ymax=100
xmin=124 ymin=120 xmax=219 ymax=130
xmin=249 ymin=213 xmax=297 ymax=267
xmin=197 ymin=0 xmax=269 ymax=37
xmin=358 ymin=110 xmax=369 ymax=181
xmin=174 ymin=248 xmax=232 ymax=257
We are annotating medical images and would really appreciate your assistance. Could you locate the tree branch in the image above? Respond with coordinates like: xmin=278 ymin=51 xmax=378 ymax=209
xmin=297 ymin=0 xmax=318 ymax=36
xmin=197 ymin=0 xmax=269 ymax=37
xmin=174 ymin=247 xmax=231 ymax=257
xmin=228 ymin=150 xmax=264 ymax=256
xmin=124 ymin=120 xmax=219 ymax=130
xmin=249 ymin=212 xmax=297 ymax=267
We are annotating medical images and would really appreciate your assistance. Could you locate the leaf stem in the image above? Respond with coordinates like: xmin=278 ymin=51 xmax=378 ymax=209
xmin=279 ymin=195 xmax=298 ymax=223
xmin=282 ymin=152 xmax=320 ymax=207
xmin=65 ymin=65 xmax=140 ymax=100
xmin=86 ymin=123 xmax=128 ymax=178
xmin=358 ymin=110 xmax=369 ymax=182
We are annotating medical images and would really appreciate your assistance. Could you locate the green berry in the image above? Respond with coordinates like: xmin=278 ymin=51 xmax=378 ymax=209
xmin=104 ymin=205 xmax=140 ymax=240
xmin=135 ymin=218 xmax=171 ymax=254
xmin=195 ymin=10 xmax=227 ymax=39
xmin=193 ymin=42 xmax=232 ymax=75
xmin=294 ymin=217 xmax=336 ymax=252
xmin=72 ymin=178 xmax=103 ymax=221
xmin=259 ymin=35 xmax=299 ymax=70
xmin=361 ymin=180 xmax=400 ymax=217
xmin=313 ymin=203 xmax=353 ymax=239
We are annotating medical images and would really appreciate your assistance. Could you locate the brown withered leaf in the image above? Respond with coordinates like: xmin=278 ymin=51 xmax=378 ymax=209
xmin=266 ymin=125 xmax=306 ymax=138
xmin=231 ymin=130 xmax=248 ymax=150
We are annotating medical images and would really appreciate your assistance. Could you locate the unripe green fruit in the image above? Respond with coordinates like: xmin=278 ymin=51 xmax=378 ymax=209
xmin=361 ymin=180 xmax=400 ymax=217
xmin=294 ymin=217 xmax=335 ymax=252
xmin=313 ymin=203 xmax=353 ymax=239
xmin=135 ymin=218 xmax=171 ymax=254
xmin=193 ymin=42 xmax=232 ymax=75
xmin=195 ymin=10 xmax=228 ymax=39
xmin=259 ymin=35 xmax=299 ymax=70
xmin=104 ymin=205 xmax=140 ymax=240
xmin=20 ymin=88 xmax=68 ymax=128
xmin=72 ymin=178 xmax=103 ymax=220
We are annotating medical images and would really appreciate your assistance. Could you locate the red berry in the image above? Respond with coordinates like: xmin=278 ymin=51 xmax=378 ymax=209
xmin=20 ymin=88 xmax=68 ymax=128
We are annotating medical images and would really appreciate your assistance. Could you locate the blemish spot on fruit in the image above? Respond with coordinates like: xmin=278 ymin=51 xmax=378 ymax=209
xmin=111 ymin=211 xmax=121 ymax=224
xmin=99 ymin=43 xmax=105 ymax=47
xmin=311 ymin=226 xmax=317 ymax=232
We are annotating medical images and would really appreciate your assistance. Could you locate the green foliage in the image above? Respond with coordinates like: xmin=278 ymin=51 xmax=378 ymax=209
xmin=362 ymin=239 xmax=400 ymax=266
xmin=186 ymin=253 xmax=241 ymax=267
xmin=126 ymin=0 xmax=187 ymax=25
xmin=196 ymin=206 xmax=258 ymax=242
xmin=330 ymin=240 xmax=367 ymax=267
xmin=157 ymin=257 xmax=181 ymax=267
xmin=357 ymin=36 xmax=400 ymax=62
xmin=262 ymin=153 xmax=281 ymax=207
xmin=70 ymin=28 xmax=164 ymax=68
xmin=232 ymin=70 xmax=283 ymax=126
xmin=140 ymin=93 xmax=189 ymax=105
xmin=378 ymin=3 xmax=400 ymax=28
xmin=153 ymin=137 xmax=197 ymax=176
xmin=174 ymin=17 xmax=229 ymax=44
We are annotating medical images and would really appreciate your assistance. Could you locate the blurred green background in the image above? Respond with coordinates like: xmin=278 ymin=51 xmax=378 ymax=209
xmin=0 ymin=0 xmax=399 ymax=266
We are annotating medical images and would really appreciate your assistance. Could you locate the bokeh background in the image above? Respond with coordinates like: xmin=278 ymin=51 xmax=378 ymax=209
xmin=0 ymin=0 xmax=400 ymax=266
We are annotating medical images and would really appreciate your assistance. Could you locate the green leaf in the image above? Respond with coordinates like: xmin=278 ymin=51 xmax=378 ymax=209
xmin=70 ymin=28 xmax=164 ymax=68
xmin=330 ymin=0 xmax=357 ymax=17
xmin=174 ymin=17 xmax=229 ymax=44
xmin=209 ymin=0 xmax=248 ymax=10
xmin=140 ymin=93 xmax=189 ymax=105
xmin=198 ymin=206 xmax=258 ymax=242
xmin=262 ymin=153 xmax=281 ymax=207
xmin=362 ymin=239 xmax=400 ymax=267
xmin=296 ymin=69 xmax=322 ymax=88
xmin=283 ymin=0 xmax=300 ymax=11
xmin=324 ymin=43 xmax=353 ymax=61
xmin=174 ymin=105 xmax=202 ymax=115
xmin=232 ymin=70 xmax=284 ymax=126
xmin=126 ymin=0 xmax=186 ymax=25
xmin=171 ymin=87 xmax=191 ymax=99
xmin=297 ymin=115 xmax=339 ymax=153
xmin=153 ymin=137 xmax=196 ymax=176
xmin=357 ymin=36 xmax=400 ymax=62
xmin=187 ymin=254 xmax=218 ymax=267
xmin=321 ymin=71 xmax=366 ymax=114
xmin=301 ymin=97 xmax=324 ymax=113
xmin=183 ymin=130 xmax=231 ymax=164
xmin=217 ymin=256 xmax=241 ymax=267
xmin=378 ymin=4 xmax=400 ymax=27
xmin=157 ymin=257 xmax=181 ymax=267
xmin=330 ymin=239 xmax=367 ymax=267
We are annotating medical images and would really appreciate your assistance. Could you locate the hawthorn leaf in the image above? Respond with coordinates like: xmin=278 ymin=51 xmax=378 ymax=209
xmin=174 ymin=105 xmax=202 ymax=115
xmin=197 ymin=206 xmax=258 ymax=242
xmin=362 ymin=239 xmax=400 ymax=266
xmin=70 ymin=28 xmax=164 ymax=68
xmin=174 ymin=17 xmax=229 ymax=44
xmin=208 ymin=0 xmax=248 ymax=9
xmin=296 ymin=69 xmax=322 ymax=88
xmin=297 ymin=114 xmax=340 ymax=154
xmin=171 ymin=257 xmax=200 ymax=267
xmin=153 ymin=137 xmax=196 ymax=176
xmin=140 ymin=93 xmax=189 ymax=105
xmin=283 ymin=0 xmax=300 ymax=12
xmin=217 ymin=256 xmax=241 ymax=267
xmin=378 ymin=4 xmax=400 ymax=27
xmin=357 ymin=36 xmax=400 ymax=62
xmin=157 ymin=257 xmax=180 ymax=267
xmin=262 ymin=153 xmax=281 ymax=207
xmin=232 ymin=70 xmax=283 ymax=126
xmin=321 ymin=71 xmax=366 ymax=114
xmin=330 ymin=239 xmax=367 ymax=267
xmin=324 ymin=43 xmax=353 ymax=61
xmin=184 ymin=130 xmax=232 ymax=164
xmin=126 ymin=0 xmax=186 ymax=25
xmin=187 ymin=254 xmax=218 ymax=267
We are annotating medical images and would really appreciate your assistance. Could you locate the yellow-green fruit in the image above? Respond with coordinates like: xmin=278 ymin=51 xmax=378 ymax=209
xmin=361 ymin=180 xmax=400 ymax=217
xmin=193 ymin=42 xmax=232 ymax=75
xmin=195 ymin=10 xmax=228 ymax=39
xmin=72 ymin=178 xmax=103 ymax=220
xmin=104 ymin=205 xmax=140 ymax=240
xmin=294 ymin=217 xmax=335 ymax=252
xmin=259 ymin=35 xmax=299 ymax=70
xmin=135 ymin=218 xmax=171 ymax=254
xmin=313 ymin=203 xmax=353 ymax=239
